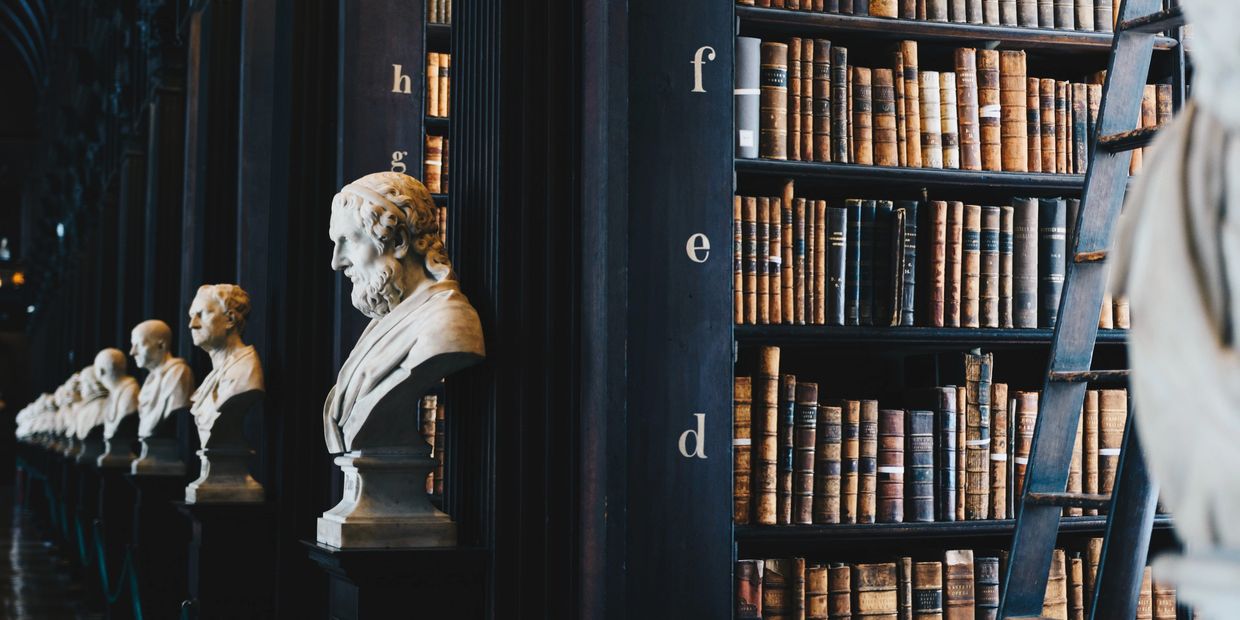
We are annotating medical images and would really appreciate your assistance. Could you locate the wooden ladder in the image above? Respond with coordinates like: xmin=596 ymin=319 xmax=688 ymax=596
xmin=998 ymin=1 xmax=1188 ymax=618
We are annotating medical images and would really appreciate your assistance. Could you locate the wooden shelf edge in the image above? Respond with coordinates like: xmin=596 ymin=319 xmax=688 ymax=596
xmin=734 ymin=325 xmax=1128 ymax=346
xmin=427 ymin=22 xmax=452 ymax=50
xmin=736 ymin=6 xmax=1177 ymax=52
xmin=735 ymin=515 xmax=1173 ymax=543
xmin=736 ymin=158 xmax=1086 ymax=191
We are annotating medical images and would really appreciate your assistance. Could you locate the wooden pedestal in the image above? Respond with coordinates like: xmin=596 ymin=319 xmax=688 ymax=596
xmin=126 ymin=474 xmax=190 ymax=619
xmin=177 ymin=502 xmax=277 ymax=619
xmin=97 ymin=466 xmax=137 ymax=620
xmin=304 ymin=543 xmax=486 ymax=619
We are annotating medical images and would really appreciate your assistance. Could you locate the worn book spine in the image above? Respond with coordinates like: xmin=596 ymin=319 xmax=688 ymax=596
xmin=872 ymin=0 xmax=899 ymax=17
xmin=1083 ymin=389 xmax=1100 ymax=515
xmin=789 ymin=39 xmax=803 ymax=162
xmin=832 ymin=46 xmax=850 ymax=163
xmin=1043 ymin=549 xmax=1068 ymax=619
xmin=898 ymin=557 xmax=913 ymax=620
xmin=842 ymin=399 xmax=861 ymax=523
xmin=778 ymin=374 xmax=798 ymax=524
xmin=874 ymin=201 xmax=895 ymax=326
xmin=1056 ymin=81 xmax=1069 ymax=173
xmin=1040 ymin=79 xmax=1057 ymax=173
xmin=1000 ymin=0 xmax=1017 ymax=24
xmin=919 ymin=71 xmax=944 ymax=169
xmin=874 ymin=69 xmax=899 ymax=167
xmin=421 ymin=397 xmax=436 ymax=494
xmin=989 ymin=383 xmax=1009 ymax=519
xmin=956 ymin=386 xmax=966 ymax=521
xmin=853 ymin=67 xmax=874 ymax=166
xmin=1075 ymin=0 xmax=1094 ymax=30
xmin=745 ymin=197 xmax=758 ymax=324
xmin=815 ymin=200 xmax=829 ymax=325
xmin=846 ymin=201 xmax=863 ymax=325
xmin=860 ymin=201 xmax=877 ymax=325
xmin=735 ymin=197 xmax=744 ymax=324
xmin=939 ymin=72 xmax=960 ymax=169
xmin=1014 ymin=390 xmax=1038 ymax=498
xmin=901 ymin=41 xmax=922 ymax=168
xmin=999 ymin=51 xmax=1028 ymax=172
xmin=737 ymin=37 xmax=762 ymax=159
xmin=1155 ymin=83 xmax=1172 ymax=127
xmin=1071 ymin=83 xmax=1088 ymax=173
xmin=1054 ymin=0 xmax=1074 ymax=28
xmin=771 ymin=198 xmax=784 ymax=324
xmin=735 ymin=377 xmax=754 ymax=524
xmin=954 ymin=50 xmax=981 ymax=171
xmin=1098 ymin=389 xmax=1126 ymax=498
xmin=983 ymin=0 xmax=1000 ymax=23
xmin=738 ymin=560 xmax=764 ymax=619
xmin=974 ymin=556 xmax=999 ymax=620
xmin=962 ymin=204 xmax=981 ymax=329
xmin=794 ymin=382 xmax=819 ymax=524
xmin=898 ymin=201 xmax=919 ymax=326
xmin=1017 ymin=0 xmax=1038 ymax=25
xmin=965 ymin=352 xmax=992 ymax=519
xmin=949 ymin=0 xmax=967 ymax=23
xmin=1086 ymin=538 xmax=1102 ymax=603
xmin=815 ymin=405 xmax=843 ymax=524
xmin=764 ymin=558 xmax=801 ymax=619
xmin=927 ymin=201 xmax=948 ymax=327
xmin=913 ymin=561 xmax=943 ymax=619
xmin=761 ymin=43 xmax=790 ymax=160
xmin=754 ymin=346 xmax=781 ymax=525
xmin=936 ymin=387 xmax=958 ymax=521
xmin=966 ymin=0 xmax=983 ymax=23
xmin=1038 ymin=198 xmax=1066 ymax=329
xmin=900 ymin=0 xmax=916 ymax=18
xmin=907 ymin=409 xmax=935 ymax=523
xmin=998 ymin=206 xmax=1014 ymax=328
xmin=425 ymin=135 xmax=444 ymax=192
xmin=878 ymin=409 xmax=906 ymax=523
xmin=1069 ymin=556 xmax=1085 ymax=620
xmin=1152 ymin=576 xmax=1176 ymax=620
xmin=927 ymin=0 xmax=949 ymax=20
xmin=808 ymin=565 xmax=831 ymax=620
xmin=828 ymin=207 xmax=847 ymax=325
xmin=807 ymin=196 xmax=817 ymax=324
xmin=1094 ymin=0 xmax=1112 ymax=32
xmin=1026 ymin=78 xmax=1042 ymax=172
xmin=853 ymin=563 xmax=899 ymax=617
xmin=802 ymin=40 xmax=816 ymax=163
xmin=815 ymin=40 xmax=833 ymax=162
xmin=758 ymin=198 xmax=770 ymax=324
xmin=859 ymin=400 xmax=880 ymax=524
xmin=945 ymin=201 xmax=965 ymax=327
xmin=795 ymin=198 xmax=808 ymax=325
xmin=782 ymin=182 xmax=795 ymax=324
xmin=980 ymin=206 xmax=1000 ymax=328
xmin=1038 ymin=0 xmax=1053 ymax=27
xmin=1012 ymin=197 xmax=1039 ymax=328
xmin=1087 ymin=82 xmax=1101 ymax=161
xmin=976 ymin=50 xmax=1001 ymax=171
xmin=943 ymin=549 xmax=976 ymax=620
xmin=427 ymin=53 xmax=441 ymax=117
xmin=894 ymin=51 xmax=907 ymax=167
xmin=830 ymin=563 xmax=853 ymax=619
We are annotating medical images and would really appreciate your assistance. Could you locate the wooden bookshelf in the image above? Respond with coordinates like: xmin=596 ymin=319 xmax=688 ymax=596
xmin=736 ymin=158 xmax=1087 ymax=192
xmin=735 ymin=325 xmax=1128 ymax=347
xmin=427 ymin=22 xmax=451 ymax=49
xmin=736 ymin=514 xmax=1174 ymax=543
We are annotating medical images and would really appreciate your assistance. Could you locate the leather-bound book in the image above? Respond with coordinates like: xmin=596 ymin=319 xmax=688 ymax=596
xmin=815 ymin=40 xmax=833 ymax=163
xmin=1012 ymin=197 xmax=1039 ymax=328
xmin=940 ymin=72 xmax=959 ymax=169
xmin=808 ymin=199 xmax=817 ymax=324
xmin=737 ymin=37 xmax=762 ymax=159
xmin=898 ymin=557 xmax=913 ymax=620
xmin=990 ymin=383 xmax=1009 ymax=519
xmin=778 ymin=374 xmax=798 ymax=524
xmin=758 ymin=198 xmax=770 ymax=324
xmin=983 ymin=0 xmax=999 ymax=23
xmin=1043 ymin=549 xmax=1068 ymax=619
xmin=833 ymin=46 xmax=850 ymax=163
xmin=913 ymin=561 xmax=943 ymax=619
xmin=789 ymin=39 xmax=803 ymax=161
xmin=919 ymin=71 xmax=944 ymax=168
xmin=1085 ymin=538 xmax=1102 ymax=603
xmin=964 ymin=352 xmax=993 ymax=519
xmin=841 ymin=399 xmax=862 ymax=523
xmin=956 ymin=386 xmax=966 ymax=521
xmin=966 ymin=0 xmax=983 ymax=23
xmin=1069 ymin=556 xmax=1085 ymax=620
xmin=795 ymin=382 xmax=819 ymax=524
xmin=846 ymin=200 xmax=863 ymax=325
xmin=1155 ymin=83 xmax=1172 ymax=127
xmin=897 ymin=201 xmax=919 ymax=326
xmin=735 ymin=196 xmax=744 ymax=325
xmin=935 ymin=387 xmax=959 ymax=521
xmin=906 ymin=409 xmax=935 ymax=522
xmin=1038 ymin=198 xmax=1066 ymax=328
xmin=797 ymin=559 xmax=810 ymax=620
xmin=901 ymin=41 xmax=922 ymax=168
xmin=1025 ymin=78 xmax=1042 ymax=173
xmin=841 ymin=0 xmax=854 ymax=12
xmin=872 ymin=0 xmax=899 ymax=17
xmin=1094 ymin=0 xmax=1111 ymax=32
xmin=1098 ymin=389 xmax=1127 ymax=499
xmin=803 ymin=40 xmax=816 ymax=162
xmin=900 ymin=0 xmax=916 ymax=18
xmin=1017 ymin=0 xmax=1038 ymax=25
xmin=783 ymin=182 xmax=795 ymax=324
xmin=974 ymin=556 xmax=1000 ymax=620
xmin=954 ymin=50 xmax=982 ymax=171
xmin=815 ymin=404 xmax=843 ymax=524
xmin=1054 ymin=0 xmax=1073 ymax=27
xmin=878 ymin=409 xmax=905 ymax=523
xmin=795 ymin=198 xmax=808 ymax=325
xmin=789 ymin=0 xmax=801 ymax=9
xmin=1013 ymin=390 xmax=1038 ymax=497
xmin=427 ymin=53 xmax=441 ymax=117
xmin=860 ymin=201 xmax=877 ymax=325
xmin=853 ymin=563 xmax=899 ymax=618
xmin=761 ymin=42 xmax=790 ymax=160
xmin=1066 ymin=411 xmax=1083 ymax=516
xmin=1040 ymin=79 xmax=1057 ymax=173
xmin=1082 ymin=390 xmax=1099 ymax=515
xmin=945 ymin=202 xmax=965 ymax=327
xmin=859 ymin=400 xmax=880 ymax=524
xmin=1056 ymin=81 xmax=1069 ymax=174
xmin=927 ymin=0 xmax=949 ymax=21
xmin=754 ymin=347 xmax=781 ymax=525
xmin=874 ymin=202 xmax=895 ymax=326
xmin=1138 ymin=568 xmax=1155 ymax=619
xmin=894 ymin=51 xmax=907 ymax=167
xmin=1114 ymin=297 xmax=1130 ymax=329
xmin=1070 ymin=83 xmax=1088 ymax=173
xmin=771 ymin=198 xmax=784 ymax=324
xmin=830 ymin=563 xmax=853 ymax=619
xmin=425 ymin=135 xmax=444 ymax=192
xmin=809 ymin=565 xmax=832 ymax=620
xmin=925 ymin=201 xmax=948 ymax=327
xmin=738 ymin=559 xmax=763 ymax=619
xmin=891 ymin=210 xmax=907 ymax=326
xmin=874 ymin=69 xmax=899 ymax=167
xmin=855 ymin=0 xmax=869 ymax=14
xmin=853 ymin=67 xmax=875 ymax=166
xmin=976 ymin=50 xmax=1001 ymax=171
xmin=1152 ymin=576 xmax=1177 ymax=620
xmin=765 ymin=558 xmax=803 ymax=620
xmin=1075 ymin=0 xmax=1094 ymax=30
xmin=962 ymin=204 xmax=982 ymax=328
xmin=1086 ymin=83 xmax=1101 ymax=161
xmin=999 ymin=0 xmax=1017 ymax=25
xmin=829 ymin=207 xmax=848 ymax=325
xmin=980 ymin=206 xmax=1001 ymax=328
xmin=421 ymin=397 xmax=437 ymax=494
xmin=735 ymin=376 xmax=754 ymax=524
xmin=999 ymin=51 xmax=1028 ymax=172
xmin=999 ymin=206 xmax=1014 ymax=328
xmin=943 ymin=550 xmax=975 ymax=620
xmin=816 ymin=200 xmax=829 ymax=325
xmin=948 ymin=0 xmax=966 ymax=22
xmin=1038 ymin=0 xmax=1053 ymax=27
xmin=434 ymin=398 xmax=446 ymax=494
xmin=744 ymin=197 xmax=759 ymax=324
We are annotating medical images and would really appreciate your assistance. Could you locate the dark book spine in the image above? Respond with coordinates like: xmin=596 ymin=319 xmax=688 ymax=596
xmin=814 ymin=40 xmax=833 ymax=163
xmin=845 ymin=200 xmax=863 ymax=326
xmin=828 ymin=207 xmax=847 ymax=325
xmin=961 ymin=204 xmax=981 ymax=328
xmin=757 ymin=197 xmax=770 ymax=324
xmin=974 ymin=556 xmax=1000 ymax=620
xmin=926 ymin=200 xmax=948 ymax=327
xmin=898 ymin=201 xmax=919 ymax=326
xmin=899 ymin=557 xmax=913 ymax=620
xmin=1026 ymin=77 xmax=1041 ymax=173
xmin=874 ymin=201 xmax=894 ymax=326
xmin=735 ymin=196 xmax=744 ymax=325
xmin=760 ymin=43 xmax=789 ymax=160
xmin=832 ymin=46 xmax=850 ymax=163
xmin=944 ymin=201 xmax=964 ymax=327
xmin=894 ymin=51 xmax=906 ymax=166
xmin=782 ymin=188 xmax=795 ymax=324
xmin=734 ymin=377 xmax=753 ymax=524
xmin=913 ymin=561 xmax=944 ymax=618
xmin=873 ymin=69 xmax=899 ymax=167
xmin=814 ymin=405 xmax=843 ymax=524
xmin=936 ymin=387 xmax=958 ymax=521
xmin=878 ymin=409 xmax=905 ymax=523
xmin=763 ymin=558 xmax=801 ymax=619
xmin=770 ymin=198 xmax=783 ymax=324
xmin=795 ymin=198 xmax=808 ymax=325
xmin=906 ymin=409 xmax=935 ymax=523
xmin=965 ymin=352 xmax=993 ymax=520
xmin=1012 ymin=197 xmax=1039 ymax=328
xmin=802 ymin=40 xmax=815 ymax=163
xmin=859 ymin=201 xmax=877 ymax=325
xmin=788 ymin=38 xmax=803 ymax=162
xmin=927 ymin=0 xmax=949 ymax=21
xmin=841 ymin=400 xmax=861 ymax=524
xmin=1038 ymin=198 xmax=1066 ymax=329
xmin=1056 ymin=81 xmax=1069 ymax=174
xmin=858 ymin=400 xmax=879 ymax=524
xmin=794 ymin=382 xmax=819 ymax=525
xmin=890 ymin=209 xmax=906 ymax=326
xmin=737 ymin=560 xmax=764 ymax=619
xmin=778 ymin=374 xmax=798 ymax=524
xmin=1038 ymin=0 xmax=1053 ymax=27
xmin=999 ymin=206 xmax=1014 ymax=328
xmin=900 ymin=0 xmax=916 ymax=18
xmin=736 ymin=37 xmax=762 ymax=159
xmin=980 ymin=206 xmax=1001 ymax=328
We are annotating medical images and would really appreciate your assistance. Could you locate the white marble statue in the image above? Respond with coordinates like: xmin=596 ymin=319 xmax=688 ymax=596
xmin=73 ymin=365 xmax=109 ymax=464
xmin=95 ymin=348 xmax=140 ymax=468
xmin=53 ymin=375 xmax=81 ymax=454
xmin=318 ymin=171 xmax=484 ymax=548
xmin=184 ymin=284 xmax=265 ymax=503
xmin=130 ymin=319 xmax=195 ymax=475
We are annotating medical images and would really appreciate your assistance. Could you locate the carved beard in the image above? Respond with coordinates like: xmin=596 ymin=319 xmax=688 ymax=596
xmin=347 ymin=253 xmax=406 ymax=319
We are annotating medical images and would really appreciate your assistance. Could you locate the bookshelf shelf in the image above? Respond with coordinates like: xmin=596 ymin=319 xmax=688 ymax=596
xmin=734 ymin=325 xmax=1128 ymax=347
xmin=735 ymin=515 xmax=1174 ymax=544
xmin=432 ymin=193 xmax=448 ymax=204
xmin=425 ymin=116 xmax=449 ymax=132
xmin=736 ymin=6 xmax=1178 ymax=53
xmin=736 ymin=158 xmax=1087 ymax=192
xmin=427 ymin=22 xmax=451 ymax=51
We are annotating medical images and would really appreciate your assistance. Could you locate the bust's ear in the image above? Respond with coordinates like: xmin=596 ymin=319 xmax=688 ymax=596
xmin=392 ymin=229 xmax=411 ymax=260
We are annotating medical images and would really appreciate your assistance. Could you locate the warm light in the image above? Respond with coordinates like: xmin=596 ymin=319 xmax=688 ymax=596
xmin=11 ymin=272 xmax=24 ymax=286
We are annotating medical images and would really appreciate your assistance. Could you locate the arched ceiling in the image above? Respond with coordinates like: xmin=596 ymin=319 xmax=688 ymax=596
xmin=0 ymin=0 xmax=47 ymax=188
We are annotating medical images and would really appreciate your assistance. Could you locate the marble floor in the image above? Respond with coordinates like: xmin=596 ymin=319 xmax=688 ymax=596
xmin=0 ymin=486 xmax=100 ymax=620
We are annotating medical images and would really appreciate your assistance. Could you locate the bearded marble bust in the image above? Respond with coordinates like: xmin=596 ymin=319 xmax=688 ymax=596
xmin=324 ymin=171 xmax=484 ymax=454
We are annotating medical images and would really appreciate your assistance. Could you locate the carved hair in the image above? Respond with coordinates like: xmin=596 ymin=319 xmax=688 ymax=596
xmin=78 ymin=365 xmax=107 ymax=400
xmin=196 ymin=284 xmax=252 ymax=334
xmin=331 ymin=172 xmax=452 ymax=281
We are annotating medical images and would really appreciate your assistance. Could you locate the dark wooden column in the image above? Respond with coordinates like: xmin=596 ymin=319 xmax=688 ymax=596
xmin=116 ymin=142 xmax=146 ymax=346
xmin=143 ymin=81 xmax=186 ymax=328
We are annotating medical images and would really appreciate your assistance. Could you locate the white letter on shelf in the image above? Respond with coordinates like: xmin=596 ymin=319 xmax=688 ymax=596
xmin=391 ymin=64 xmax=412 ymax=94
xmin=691 ymin=46 xmax=716 ymax=93
xmin=678 ymin=413 xmax=707 ymax=459
xmin=686 ymin=233 xmax=710 ymax=263
xmin=390 ymin=151 xmax=409 ymax=174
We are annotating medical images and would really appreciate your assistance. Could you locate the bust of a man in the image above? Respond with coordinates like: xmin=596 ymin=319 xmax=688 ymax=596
xmin=188 ymin=284 xmax=264 ymax=446
xmin=74 ymin=365 xmax=109 ymax=439
xmin=95 ymin=348 xmax=140 ymax=467
xmin=323 ymin=171 xmax=485 ymax=454
xmin=132 ymin=319 xmax=195 ymax=439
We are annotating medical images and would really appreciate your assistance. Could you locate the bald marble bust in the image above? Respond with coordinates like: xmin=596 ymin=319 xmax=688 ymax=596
xmin=132 ymin=320 xmax=195 ymax=438
xmin=74 ymin=365 xmax=109 ymax=464
xmin=188 ymin=284 xmax=264 ymax=447
xmin=95 ymin=348 xmax=140 ymax=467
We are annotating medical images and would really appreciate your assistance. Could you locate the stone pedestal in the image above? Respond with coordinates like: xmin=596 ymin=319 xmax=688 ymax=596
xmin=96 ymin=467 xmax=137 ymax=620
xmin=97 ymin=436 xmax=137 ymax=469
xmin=177 ymin=502 xmax=276 ymax=619
xmin=126 ymin=473 xmax=190 ymax=619
xmin=304 ymin=543 xmax=485 ymax=620
xmin=131 ymin=437 xmax=186 ymax=476
xmin=184 ymin=446 xmax=263 ymax=503
xmin=316 ymin=450 xmax=454 ymax=549
xmin=76 ymin=435 xmax=104 ymax=465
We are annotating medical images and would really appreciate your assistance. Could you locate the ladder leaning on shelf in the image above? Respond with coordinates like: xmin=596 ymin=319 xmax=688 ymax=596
xmin=999 ymin=1 xmax=1188 ymax=619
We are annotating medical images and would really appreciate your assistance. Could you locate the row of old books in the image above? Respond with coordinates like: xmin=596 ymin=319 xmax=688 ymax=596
xmin=734 ymin=346 xmax=1130 ymax=526
xmin=736 ymin=540 xmax=1184 ymax=619
xmin=427 ymin=52 xmax=452 ymax=118
xmin=733 ymin=190 xmax=1131 ymax=329
xmin=736 ymin=0 xmax=1136 ymax=33
xmin=426 ymin=135 xmax=450 ymax=195
xmin=419 ymin=394 xmax=447 ymax=496
xmin=736 ymin=37 xmax=1171 ymax=175
xmin=427 ymin=0 xmax=452 ymax=24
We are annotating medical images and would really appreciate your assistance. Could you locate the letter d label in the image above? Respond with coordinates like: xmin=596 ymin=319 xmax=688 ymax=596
xmin=678 ymin=413 xmax=707 ymax=459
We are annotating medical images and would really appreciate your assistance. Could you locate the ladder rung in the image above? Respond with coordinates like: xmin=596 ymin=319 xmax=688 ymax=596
xmin=1049 ymin=369 xmax=1130 ymax=384
xmin=1118 ymin=6 xmax=1186 ymax=33
xmin=1025 ymin=491 xmax=1112 ymax=509
xmin=1098 ymin=126 xmax=1160 ymax=153
xmin=1075 ymin=250 xmax=1107 ymax=263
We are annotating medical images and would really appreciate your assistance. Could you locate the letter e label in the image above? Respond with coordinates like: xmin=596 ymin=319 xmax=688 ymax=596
xmin=686 ymin=233 xmax=710 ymax=263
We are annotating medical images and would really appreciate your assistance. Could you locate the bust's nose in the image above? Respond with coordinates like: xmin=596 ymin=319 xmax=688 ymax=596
xmin=330 ymin=243 xmax=349 ymax=271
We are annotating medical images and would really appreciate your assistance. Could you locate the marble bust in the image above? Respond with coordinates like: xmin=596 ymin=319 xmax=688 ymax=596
xmin=130 ymin=319 xmax=195 ymax=475
xmin=73 ymin=365 xmax=109 ymax=464
xmin=184 ymin=284 xmax=265 ymax=502
xmin=54 ymin=374 xmax=81 ymax=456
xmin=318 ymin=171 xmax=484 ymax=549
xmin=95 ymin=348 xmax=140 ymax=468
